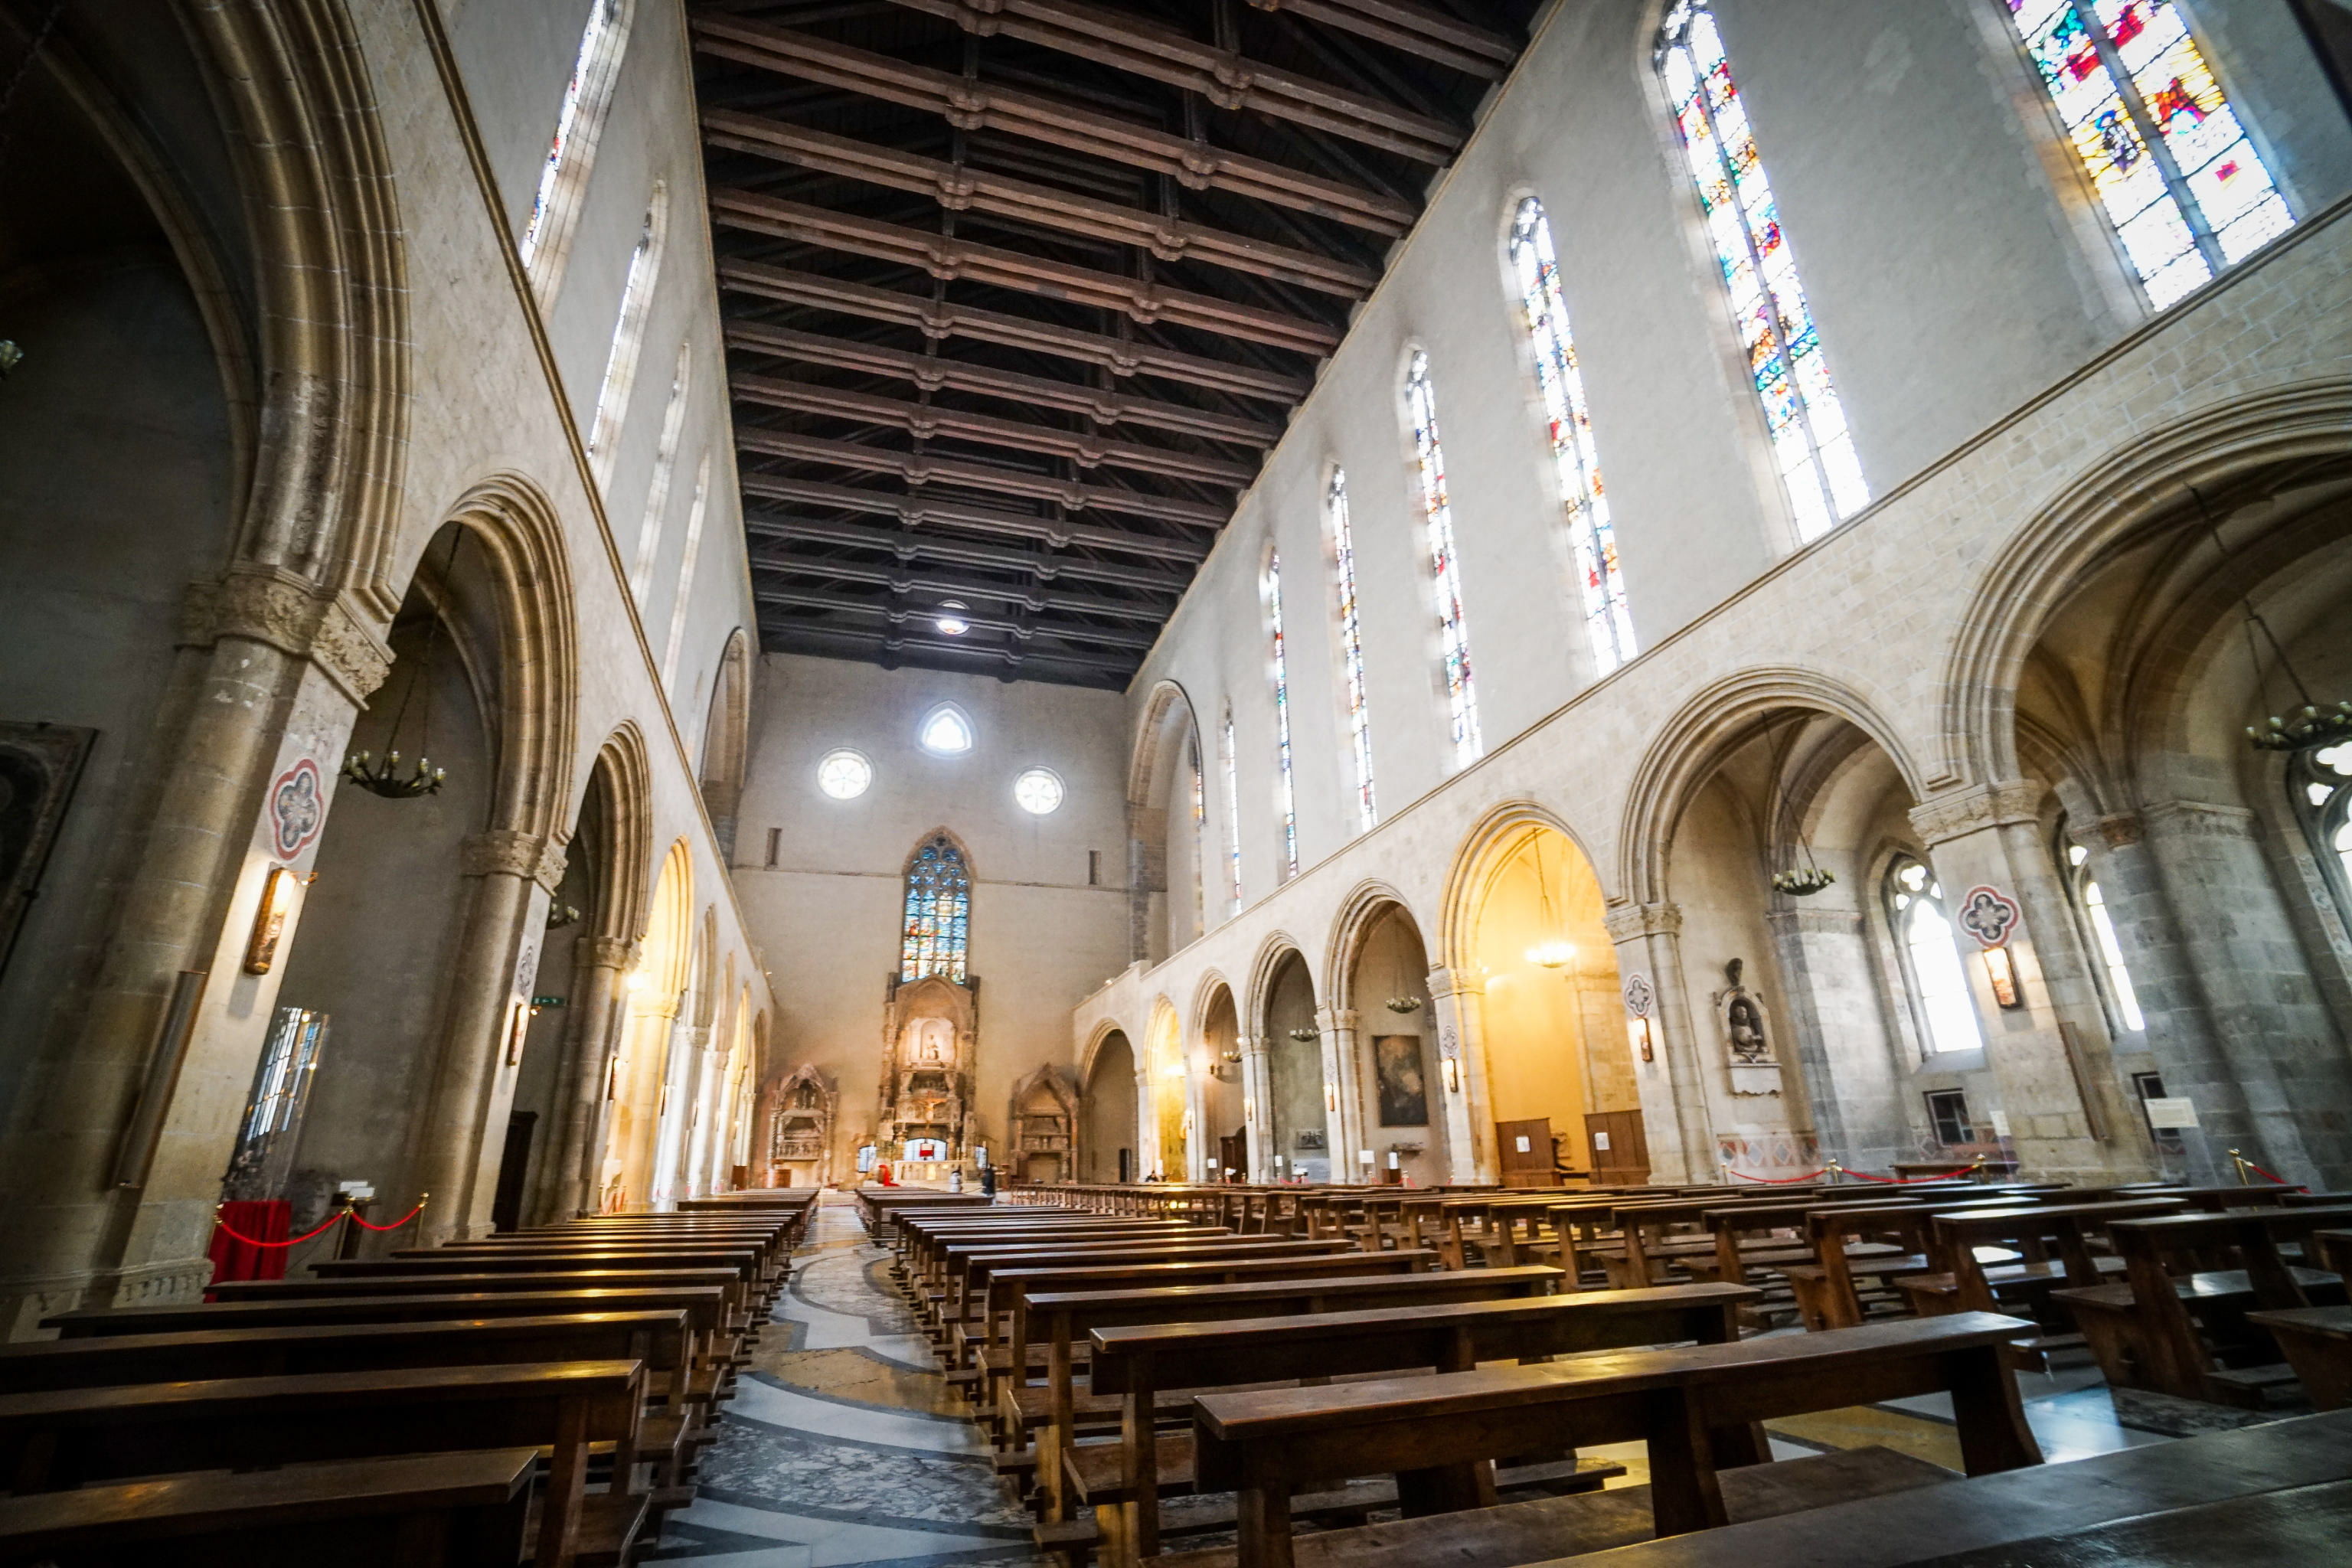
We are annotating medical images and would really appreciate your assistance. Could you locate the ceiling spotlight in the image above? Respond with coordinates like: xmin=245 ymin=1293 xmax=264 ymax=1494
xmin=936 ymin=601 xmax=969 ymax=636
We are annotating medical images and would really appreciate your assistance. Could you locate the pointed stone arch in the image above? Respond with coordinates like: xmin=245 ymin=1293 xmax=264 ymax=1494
xmin=1325 ymin=880 xmax=1424 ymax=1009
xmin=698 ymin=627 xmax=753 ymax=860
xmin=1006 ymin=1063 xmax=1080 ymax=1184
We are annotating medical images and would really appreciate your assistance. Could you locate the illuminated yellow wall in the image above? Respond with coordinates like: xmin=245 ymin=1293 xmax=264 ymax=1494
xmin=1468 ymin=827 xmax=1620 ymax=1158
xmin=1147 ymin=1004 xmax=1187 ymax=1178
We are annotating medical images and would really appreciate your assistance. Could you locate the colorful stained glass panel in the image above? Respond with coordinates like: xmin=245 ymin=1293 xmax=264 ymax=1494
xmin=1404 ymin=353 xmax=1482 ymax=766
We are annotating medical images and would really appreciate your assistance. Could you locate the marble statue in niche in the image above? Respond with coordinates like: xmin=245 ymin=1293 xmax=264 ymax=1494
xmin=1713 ymin=958 xmax=1782 ymax=1096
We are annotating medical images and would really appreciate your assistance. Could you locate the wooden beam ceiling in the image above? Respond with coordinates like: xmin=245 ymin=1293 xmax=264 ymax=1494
xmin=698 ymin=0 xmax=1536 ymax=687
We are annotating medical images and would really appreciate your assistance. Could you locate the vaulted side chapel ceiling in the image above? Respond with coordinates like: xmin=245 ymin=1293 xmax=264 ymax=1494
xmin=692 ymin=0 xmax=1539 ymax=688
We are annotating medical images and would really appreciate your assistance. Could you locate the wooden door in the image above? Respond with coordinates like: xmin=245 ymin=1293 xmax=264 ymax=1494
xmin=489 ymin=1112 xmax=536 ymax=1233
xmin=1584 ymin=1110 xmax=1650 ymax=1184
xmin=1218 ymin=1129 xmax=1248 ymax=1179
xmin=1495 ymin=1116 xmax=1556 ymax=1188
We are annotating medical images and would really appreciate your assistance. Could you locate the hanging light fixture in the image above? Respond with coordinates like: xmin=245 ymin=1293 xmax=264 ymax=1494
xmin=1766 ymin=714 xmax=1836 ymax=895
xmin=345 ymin=531 xmax=460 ymax=799
xmin=2190 ymin=482 xmax=2352 ymax=753
xmin=1523 ymin=831 xmax=1576 ymax=969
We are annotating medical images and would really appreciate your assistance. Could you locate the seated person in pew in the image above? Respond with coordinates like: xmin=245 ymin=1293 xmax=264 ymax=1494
xmin=1077 ymin=1282 xmax=1758 ymax=1565
xmin=1178 ymin=1312 xmax=2042 ymax=1568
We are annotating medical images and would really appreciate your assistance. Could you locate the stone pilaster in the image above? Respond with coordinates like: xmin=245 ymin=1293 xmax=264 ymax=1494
xmin=1132 ymin=1065 xmax=1159 ymax=1180
xmin=1765 ymin=903 xmax=1909 ymax=1171
xmin=1316 ymin=1005 xmax=1365 ymax=1182
xmin=1237 ymin=1034 xmax=1274 ymax=1183
xmin=531 ymin=934 xmax=635 ymax=1223
xmin=1602 ymin=901 xmax=1713 ymax=1183
xmin=1423 ymin=968 xmax=1489 ymax=1184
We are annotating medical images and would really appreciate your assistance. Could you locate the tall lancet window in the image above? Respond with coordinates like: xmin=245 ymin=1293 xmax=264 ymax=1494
xmin=1220 ymin=705 xmax=1243 ymax=916
xmin=1508 ymin=198 xmax=1636 ymax=675
xmin=1263 ymin=550 xmax=1299 ymax=879
xmin=588 ymin=189 xmax=668 ymax=483
xmin=1327 ymin=470 xmax=1377 ymax=831
xmin=520 ymin=0 xmax=632 ymax=294
xmin=1658 ymin=0 xmax=1867 ymax=541
xmin=1189 ymin=736 xmax=1207 ymax=933
xmin=899 ymin=835 xmax=970 ymax=984
xmin=1403 ymin=352 xmax=1482 ymax=766
xmin=2001 ymin=1 xmax=2292 ymax=309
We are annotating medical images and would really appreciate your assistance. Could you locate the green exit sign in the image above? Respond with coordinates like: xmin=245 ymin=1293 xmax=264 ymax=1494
xmin=531 ymin=995 xmax=567 ymax=1008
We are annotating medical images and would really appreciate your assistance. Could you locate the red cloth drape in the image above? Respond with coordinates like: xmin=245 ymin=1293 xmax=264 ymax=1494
xmin=206 ymin=1199 xmax=292 ymax=1295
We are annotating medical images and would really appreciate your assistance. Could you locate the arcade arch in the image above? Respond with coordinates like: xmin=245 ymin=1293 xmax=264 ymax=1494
xmin=1334 ymin=899 xmax=1446 ymax=1185
xmin=1080 ymin=1027 xmax=1139 ymax=1184
xmin=1143 ymin=1000 xmax=1187 ymax=1181
xmin=1129 ymin=682 xmax=1207 ymax=965
xmin=1254 ymin=946 xmax=1326 ymax=1182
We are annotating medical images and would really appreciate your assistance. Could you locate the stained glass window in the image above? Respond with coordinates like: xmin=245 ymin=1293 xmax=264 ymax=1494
xmin=1220 ymin=706 xmax=1243 ymax=915
xmin=2003 ymin=2 xmax=2293 ymax=309
xmin=521 ymin=0 xmax=629 ymax=279
xmin=1189 ymin=736 xmax=1207 ymax=932
xmin=588 ymin=194 xmax=667 ymax=478
xmin=1658 ymin=1 xmax=1867 ymax=543
xmin=900 ymin=835 xmax=970 ymax=983
xmin=1403 ymin=353 xmax=1482 ymax=766
xmin=1263 ymin=551 xmax=1299 ymax=878
xmin=1884 ymin=857 xmax=1984 ymax=1055
xmin=1508 ymin=198 xmax=1636 ymax=675
xmin=1327 ymin=470 xmax=1377 ymax=831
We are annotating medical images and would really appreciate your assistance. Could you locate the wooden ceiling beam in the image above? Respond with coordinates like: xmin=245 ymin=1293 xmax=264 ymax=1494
xmin=1245 ymin=0 xmax=1517 ymax=80
xmin=731 ymin=371 xmax=1259 ymax=486
xmin=746 ymin=510 xmax=1191 ymax=593
xmin=693 ymin=15 xmax=1416 ymax=234
xmin=738 ymin=471 xmax=1211 ymax=563
xmin=719 ymin=259 xmax=1311 ymax=403
xmin=883 ymin=0 xmax=1462 ymax=163
xmin=758 ymin=618 xmax=1139 ymax=679
xmin=725 ymin=318 xmax=1279 ymax=446
xmin=711 ymin=188 xmax=1340 ymax=355
xmin=750 ymin=553 xmax=1174 ymax=622
xmin=734 ymin=424 xmax=1231 ymax=526
xmin=706 ymin=110 xmax=1377 ymax=298
xmin=755 ymin=584 xmax=1159 ymax=650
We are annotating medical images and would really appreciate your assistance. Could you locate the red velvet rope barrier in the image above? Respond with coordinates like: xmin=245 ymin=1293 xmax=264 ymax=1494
xmin=1722 ymin=1161 xmax=1980 ymax=1185
xmin=211 ymin=1198 xmax=426 ymax=1247
xmin=1723 ymin=1166 xmax=1832 ymax=1184
xmin=211 ymin=1210 xmax=345 ymax=1249
xmin=2236 ymin=1159 xmax=2306 ymax=1192
xmin=1840 ymin=1165 xmax=1980 ymax=1184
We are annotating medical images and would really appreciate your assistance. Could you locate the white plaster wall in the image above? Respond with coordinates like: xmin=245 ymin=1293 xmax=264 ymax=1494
xmin=734 ymin=655 xmax=1133 ymax=1175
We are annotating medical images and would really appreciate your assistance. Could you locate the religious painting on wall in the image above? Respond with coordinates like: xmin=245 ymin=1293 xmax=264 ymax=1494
xmin=1373 ymin=1034 xmax=1429 ymax=1126
xmin=0 ymin=722 xmax=96 ymax=981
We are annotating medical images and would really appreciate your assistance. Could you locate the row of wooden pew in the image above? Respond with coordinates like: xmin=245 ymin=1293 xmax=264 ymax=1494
xmin=871 ymin=1191 xmax=2052 ymax=1568
xmin=0 ymin=1188 xmax=815 ymax=1566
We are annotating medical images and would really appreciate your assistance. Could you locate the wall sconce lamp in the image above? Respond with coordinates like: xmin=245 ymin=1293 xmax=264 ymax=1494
xmin=1979 ymin=946 xmax=2024 ymax=1010
xmin=1324 ymin=1083 xmax=1338 ymax=1113
xmin=1628 ymin=1016 xmax=1656 ymax=1063
xmin=243 ymin=864 xmax=312 ymax=975
xmin=1441 ymin=1056 xmax=1461 ymax=1093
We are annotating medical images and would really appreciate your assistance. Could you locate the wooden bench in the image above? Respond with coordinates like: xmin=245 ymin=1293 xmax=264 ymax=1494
xmin=1187 ymin=1312 xmax=2040 ymax=1567
xmin=1084 ymin=1283 xmax=1753 ymax=1563
xmin=2246 ymin=1305 xmax=2352 ymax=1410
xmin=0 ymin=1361 xmax=645 ymax=1568
xmin=1900 ymin=1197 xmax=2186 ymax=1362
xmin=1778 ymin=1200 xmax=2020 ymax=1330
xmin=2053 ymin=1204 xmax=2352 ymax=1404
xmin=0 ymin=1447 xmax=538 ymax=1567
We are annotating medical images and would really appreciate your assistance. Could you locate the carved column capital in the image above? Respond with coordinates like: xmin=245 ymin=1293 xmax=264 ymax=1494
xmin=1907 ymin=779 xmax=2042 ymax=845
xmin=181 ymin=567 xmax=394 ymax=706
xmin=1315 ymin=1005 xmax=1359 ymax=1032
xmin=1604 ymin=901 xmax=1682 ymax=943
xmin=461 ymin=828 xmax=569 ymax=891
xmin=1423 ymin=965 xmax=1485 ymax=1000
xmin=2086 ymin=811 xmax=2145 ymax=850
xmin=580 ymin=935 xmax=639 ymax=972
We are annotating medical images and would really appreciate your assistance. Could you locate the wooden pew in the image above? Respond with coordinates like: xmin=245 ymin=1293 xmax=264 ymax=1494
xmin=2246 ymin=1305 xmax=2352 ymax=1410
xmin=0 ymin=1361 xmax=645 ymax=1568
xmin=1186 ymin=1312 xmax=2040 ymax=1568
xmin=1018 ymin=1265 xmax=1560 ymax=1536
xmin=2053 ymin=1203 xmax=2352 ymax=1404
xmin=1086 ymin=1283 xmax=1753 ymax=1563
xmin=1900 ymin=1198 xmax=2187 ymax=1353
xmin=0 ymin=1447 xmax=538 ymax=1568
xmin=1779 ymin=1200 xmax=2020 ymax=1330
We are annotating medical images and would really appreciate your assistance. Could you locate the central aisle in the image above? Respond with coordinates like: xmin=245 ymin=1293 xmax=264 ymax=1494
xmin=652 ymin=1194 xmax=1047 ymax=1566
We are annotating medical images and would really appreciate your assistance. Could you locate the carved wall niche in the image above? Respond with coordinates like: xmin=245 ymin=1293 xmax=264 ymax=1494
xmin=768 ymin=1063 xmax=836 ymax=1187
xmin=1712 ymin=958 xmax=1784 ymax=1097
xmin=876 ymin=972 xmax=978 ymax=1176
xmin=1007 ymin=1064 xmax=1079 ymax=1184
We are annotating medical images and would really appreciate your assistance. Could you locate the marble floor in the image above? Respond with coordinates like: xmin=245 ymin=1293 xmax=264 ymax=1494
xmin=645 ymin=1195 xmax=2279 ymax=1565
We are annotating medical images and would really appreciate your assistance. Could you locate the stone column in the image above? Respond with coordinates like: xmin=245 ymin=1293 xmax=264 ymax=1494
xmin=1132 ymin=1064 xmax=1159 ymax=1180
xmin=1909 ymin=781 xmax=2131 ymax=1184
xmin=673 ymin=1024 xmax=717 ymax=1199
xmin=1181 ymin=1052 xmax=1208 ymax=1183
xmin=1765 ymin=904 xmax=1909 ymax=1171
xmin=1315 ymin=1005 xmax=1365 ymax=1183
xmin=0 ymin=580 xmax=387 ymax=1335
xmin=1424 ymin=968 xmax=1490 ymax=1184
xmin=2122 ymin=799 xmax=2352 ymax=1183
xmin=1603 ymin=902 xmax=1715 ymax=1184
xmin=531 ymin=934 xmax=635 ymax=1224
xmin=1237 ymin=1034 xmax=1274 ymax=1182
xmin=416 ymin=829 xmax=561 ymax=1241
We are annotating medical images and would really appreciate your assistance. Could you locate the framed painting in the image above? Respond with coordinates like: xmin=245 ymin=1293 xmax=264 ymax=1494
xmin=1373 ymin=1034 xmax=1429 ymax=1126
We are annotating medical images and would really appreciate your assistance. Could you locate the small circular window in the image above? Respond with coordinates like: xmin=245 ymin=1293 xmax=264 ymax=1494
xmin=919 ymin=704 xmax=975 ymax=756
xmin=1013 ymin=767 xmax=1064 ymax=815
xmin=815 ymin=749 xmax=872 ymax=800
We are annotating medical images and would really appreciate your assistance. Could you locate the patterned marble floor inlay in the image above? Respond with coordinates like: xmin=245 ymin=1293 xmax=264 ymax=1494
xmin=652 ymin=1192 xmax=2262 ymax=1565
xmin=650 ymin=1194 xmax=1050 ymax=1566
